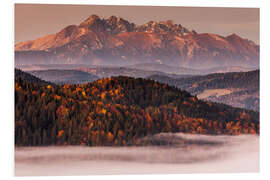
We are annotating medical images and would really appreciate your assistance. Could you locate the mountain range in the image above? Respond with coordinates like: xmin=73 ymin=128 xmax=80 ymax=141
xmin=126 ymin=63 xmax=255 ymax=75
xmin=16 ymin=63 xmax=255 ymax=76
xmin=24 ymin=66 xmax=191 ymax=85
xmin=15 ymin=15 xmax=259 ymax=69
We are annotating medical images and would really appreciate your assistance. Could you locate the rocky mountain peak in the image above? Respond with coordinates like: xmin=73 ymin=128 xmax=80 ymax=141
xmin=56 ymin=25 xmax=79 ymax=39
xmin=74 ymin=15 xmax=192 ymax=36
xmin=83 ymin=14 xmax=101 ymax=23
xmin=227 ymin=33 xmax=242 ymax=40
xmin=107 ymin=15 xmax=118 ymax=24
xmin=105 ymin=15 xmax=135 ymax=34
xmin=79 ymin=14 xmax=103 ymax=29
xmin=136 ymin=20 xmax=189 ymax=35
xmin=77 ymin=15 xmax=136 ymax=34
xmin=15 ymin=14 xmax=259 ymax=69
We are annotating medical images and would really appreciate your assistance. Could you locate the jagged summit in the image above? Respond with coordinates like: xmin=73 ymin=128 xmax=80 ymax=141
xmin=136 ymin=20 xmax=189 ymax=34
xmin=78 ymin=15 xmax=190 ymax=35
xmin=78 ymin=14 xmax=136 ymax=34
xmin=79 ymin=14 xmax=101 ymax=27
xmin=15 ymin=14 xmax=259 ymax=69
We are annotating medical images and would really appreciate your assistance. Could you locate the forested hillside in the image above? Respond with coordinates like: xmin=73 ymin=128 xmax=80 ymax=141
xmin=29 ymin=69 xmax=99 ymax=84
xmin=23 ymin=67 xmax=190 ymax=85
xmin=77 ymin=67 xmax=190 ymax=79
xmin=15 ymin=70 xmax=259 ymax=146
xmin=149 ymin=70 xmax=259 ymax=111
xmin=15 ymin=69 xmax=51 ymax=85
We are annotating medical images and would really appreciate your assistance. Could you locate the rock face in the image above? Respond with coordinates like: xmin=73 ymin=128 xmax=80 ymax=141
xmin=15 ymin=15 xmax=259 ymax=69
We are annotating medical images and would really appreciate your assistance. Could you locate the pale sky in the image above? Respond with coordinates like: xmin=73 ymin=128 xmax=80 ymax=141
xmin=15 ymin=4 xmax=259 ymax=44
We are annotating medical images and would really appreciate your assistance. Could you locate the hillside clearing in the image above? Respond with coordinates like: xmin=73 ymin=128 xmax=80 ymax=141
xmin=197 ymin=89 xmax=232 ymax=99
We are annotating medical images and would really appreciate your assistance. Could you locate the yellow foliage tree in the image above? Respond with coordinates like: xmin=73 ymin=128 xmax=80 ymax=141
xmin=101 ymin=108 xmax=107 ymax=115
xmin=101 ymin=92 xmax=106 ymax=100
xmin=82 ymin=91 xmax=86 ymax=96
xmin=107 ymin=132 xmax=114 ymax=142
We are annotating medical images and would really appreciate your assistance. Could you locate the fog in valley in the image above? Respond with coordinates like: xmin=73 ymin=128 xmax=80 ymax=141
xmin=15 ymin=133 xmax=259 ymax=176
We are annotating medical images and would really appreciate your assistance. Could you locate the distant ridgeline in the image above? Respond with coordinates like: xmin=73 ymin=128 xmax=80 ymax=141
xmin=15 ymin=69 xmax=259 ymax=146
xmin=15 ymin=15 xmax=259 ymax=69
xmin=149 ymin=70 xmax=260 ymax=112
xmin=15 ymin=69 xmax=51 ymax=85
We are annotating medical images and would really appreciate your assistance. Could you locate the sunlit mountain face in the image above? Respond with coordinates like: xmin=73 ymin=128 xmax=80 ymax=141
xmin=15 ymin=15 xmax=259 ymax=69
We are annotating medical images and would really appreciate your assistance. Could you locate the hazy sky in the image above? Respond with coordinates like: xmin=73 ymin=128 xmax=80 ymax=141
xmin=15 ymin=4 xmax=260 ymax=44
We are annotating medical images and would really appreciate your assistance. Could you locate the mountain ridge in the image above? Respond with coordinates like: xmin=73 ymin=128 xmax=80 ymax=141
xmin=149 ymin=70 xmax=259 ymax=111
xmin=15 ymin=14 xmax=259 ymax=69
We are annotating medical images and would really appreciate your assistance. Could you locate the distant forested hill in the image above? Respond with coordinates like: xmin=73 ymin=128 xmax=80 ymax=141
xmin=149 ymin=70 xmax=259 ymax=111
xmin=15 ymin=70 xmax=259 ymax=146
xmin=29 ymin=69 xmax=99 ymax=84
xmin=24 ymin=67 xmax=190 ymax=85
xmin=77 ymin=67 xmax=191 ymax=79
xmin=127 ymin=63 xmax=254 ymax=75
xmin=15 ymin=68 xmax=51 ymax=85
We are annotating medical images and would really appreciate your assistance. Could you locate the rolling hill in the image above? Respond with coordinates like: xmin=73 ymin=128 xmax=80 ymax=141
xmin=15 ymin=70 xmax=259 ymax=146
xmin=24 ymin=67 xmax=190 ymax=85
xmin=29 ymin=69 xmax=99 ymax=84
xmin=76 ymin=66 xmax=191 ymax=79
xmin=127 ymin=63 xmax=255 ymax=75
xmin=16 ymin=63 xmax=255 ymax=76
xmin=149 ymin=70 xmax=259 ymax=111
xmin=15 ymin=68 xmax=51 ymax=85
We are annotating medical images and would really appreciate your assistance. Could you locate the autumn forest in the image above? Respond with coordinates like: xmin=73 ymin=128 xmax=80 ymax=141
xmin=15 ymin=69 xmax=259 ymax=146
